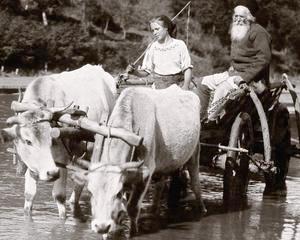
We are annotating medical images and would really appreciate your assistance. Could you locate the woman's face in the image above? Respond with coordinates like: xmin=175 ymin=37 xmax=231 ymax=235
xmin=150 ymin=21 xmax=169 ymax=42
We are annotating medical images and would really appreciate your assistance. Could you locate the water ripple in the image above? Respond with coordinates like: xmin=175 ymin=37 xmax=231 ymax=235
xmin=1 ymin=94 xmax=300 ymax=240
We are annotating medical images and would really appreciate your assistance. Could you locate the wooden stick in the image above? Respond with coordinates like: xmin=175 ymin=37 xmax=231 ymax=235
xmin=51 ymin=127 xmax=94 ymax=142
xmin=171 ymin=1 xmax=191 ymax=21
xmin=57 ymin=114 xmax=143 ymax=147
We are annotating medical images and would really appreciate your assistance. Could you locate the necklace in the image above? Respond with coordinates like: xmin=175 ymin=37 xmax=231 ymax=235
xmin=157 ymin=37 xmax=173 ymax=47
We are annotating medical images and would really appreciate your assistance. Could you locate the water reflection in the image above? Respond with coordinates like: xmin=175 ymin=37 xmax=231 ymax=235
xmin=0 ymin=93 xmax=300 ymax=240
xmin=131 ymin=178 xmax=300 ymax=240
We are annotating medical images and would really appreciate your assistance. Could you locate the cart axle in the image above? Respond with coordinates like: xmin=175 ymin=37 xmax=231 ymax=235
xmin=200 ymin=142 xmax=249 ymax=153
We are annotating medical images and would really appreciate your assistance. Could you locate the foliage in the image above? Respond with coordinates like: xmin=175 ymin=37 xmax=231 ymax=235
xmin=0 ymin=0 xmax=299 ymax=76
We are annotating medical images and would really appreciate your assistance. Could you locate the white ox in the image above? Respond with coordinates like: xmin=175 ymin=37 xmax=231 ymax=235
xmin=73 ymin=85 xmax=206 ymax=237
xmin=0 ymin=64 xmax=116 ymax=218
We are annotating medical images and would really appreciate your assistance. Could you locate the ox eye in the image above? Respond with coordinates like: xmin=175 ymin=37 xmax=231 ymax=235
xmin=116 ymin=191 xmax=123 ymax=199
xmin=25 ymin=139 xmax=32 ymax=146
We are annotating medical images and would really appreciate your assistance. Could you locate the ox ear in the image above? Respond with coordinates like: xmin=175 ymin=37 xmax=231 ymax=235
xmin=123 ymin=166 xmax=150 ymax=186
xmin=0 ymin=126 xmax=17 ymax=143
xmin=67 ymin=165 xmax=88 ymax=186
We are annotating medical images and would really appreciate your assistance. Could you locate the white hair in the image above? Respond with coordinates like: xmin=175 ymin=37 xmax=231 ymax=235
xmin=234 ymin=5 xmax=256 ymax=22
xmin=230 ymin=24 xmax=250 ymax=41
xmin=230 ymin=5 xmax=256 ymax=41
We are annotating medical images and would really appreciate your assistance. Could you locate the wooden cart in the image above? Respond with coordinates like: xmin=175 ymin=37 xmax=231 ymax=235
xmin=199 ymin=74 xmax=300 ymax=205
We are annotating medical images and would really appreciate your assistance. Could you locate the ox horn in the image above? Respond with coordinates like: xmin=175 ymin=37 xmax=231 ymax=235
xmin=11 ymin=100 xmax=73 ymax=115
xmin=0 ymin=126 xmax=18 ymax=143
xmin=6 ymin=115 xmax=23 ymax=125
xmin=17 ymin=88 xmax=23 ymax=102
xmin=57 ymin=115 xmax=143 ymax=147
xmin=48 ymin=101 xmax=74 ymax=114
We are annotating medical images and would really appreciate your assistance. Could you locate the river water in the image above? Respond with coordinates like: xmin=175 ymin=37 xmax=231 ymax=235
xmin=0 ymin=93 xmax=300 ymax=240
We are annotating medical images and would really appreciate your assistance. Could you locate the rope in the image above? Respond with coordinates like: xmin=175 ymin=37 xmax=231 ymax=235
xmin=129 ymin=128 xmax=139 ymax=162
xmin=171 ymin=1 xmax=191 ymax=21
xmin=106 ymin=126 xmax=112 ymax=163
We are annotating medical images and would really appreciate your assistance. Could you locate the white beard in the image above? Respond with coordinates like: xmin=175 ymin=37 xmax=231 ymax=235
xmin=230 ymin=24 xmax=250 ymax=42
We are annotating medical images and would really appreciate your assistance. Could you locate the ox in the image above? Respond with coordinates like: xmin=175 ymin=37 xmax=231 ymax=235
xmin=0 ymin=64 xmax=116 ymax=218
xmin=71 ymin=85 xmax=206 ymax=237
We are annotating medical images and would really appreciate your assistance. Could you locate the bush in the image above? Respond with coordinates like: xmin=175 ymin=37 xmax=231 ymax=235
xmin=0 ymin=0 xmax=300 ymax=76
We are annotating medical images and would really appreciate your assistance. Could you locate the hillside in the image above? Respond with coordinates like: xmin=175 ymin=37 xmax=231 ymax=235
xmin=0 ymin=0 xmax=300 ymax=77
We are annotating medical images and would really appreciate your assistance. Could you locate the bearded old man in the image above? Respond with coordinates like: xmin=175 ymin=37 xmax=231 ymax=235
xmin=198 ymin=0 xmax=271 ymax=120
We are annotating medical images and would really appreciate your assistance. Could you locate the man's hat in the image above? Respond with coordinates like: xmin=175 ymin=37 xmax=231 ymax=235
xmin=235 ymin=0 xmax=259 ymax=16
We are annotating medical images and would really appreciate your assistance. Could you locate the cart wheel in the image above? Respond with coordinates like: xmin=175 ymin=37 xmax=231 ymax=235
xmin=264 ymin=103 xmax=291 ymax=196
xmin=223 ymin=112 xmax=254 ymax=205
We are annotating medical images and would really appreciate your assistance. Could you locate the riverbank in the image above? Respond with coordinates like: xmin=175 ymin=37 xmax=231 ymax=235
xmin=0 ymin=76 xmax=34 ymax=93
xmin=0 ymin=75 xmax=298 ymax=111
xmin=0 ymin=74 xmax=151 ymax=94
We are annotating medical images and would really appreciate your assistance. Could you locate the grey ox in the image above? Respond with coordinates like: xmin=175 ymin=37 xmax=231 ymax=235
xmin=0 ymin=64 xmax=116 ymax=218
xmin=74 ymin=85 xmax=206 ymax=237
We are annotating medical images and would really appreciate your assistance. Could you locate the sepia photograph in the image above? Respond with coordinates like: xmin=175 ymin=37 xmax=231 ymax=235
xmin=0 ymin=0 xmax=300 ymax=239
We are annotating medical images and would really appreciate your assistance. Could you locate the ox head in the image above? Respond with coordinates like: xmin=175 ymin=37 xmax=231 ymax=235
xmin=68 ymin=160 xmax=149 ymax=236
xmin=88 ymin=161 xmax=149 ymax=236
xmin=0 ymin=101 xmax=69 ymax=181
xmin=64 ymin=111 xmax=145 ymax=236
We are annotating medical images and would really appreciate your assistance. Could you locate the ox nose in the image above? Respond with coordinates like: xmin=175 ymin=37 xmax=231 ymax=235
xmin=47 ymin=168 xmax=60 ymax=181
xmin=92 ymin=221 xmax=111 ymax=234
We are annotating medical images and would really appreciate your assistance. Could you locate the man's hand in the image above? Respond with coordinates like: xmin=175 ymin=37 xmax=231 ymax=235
xmin=239 ymin=82 xmax=248 ymax=89
xmin=233 ymin=75 xmax=245 ymax=86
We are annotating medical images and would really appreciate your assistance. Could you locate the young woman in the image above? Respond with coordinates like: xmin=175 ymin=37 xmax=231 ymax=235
xmin=125 ymin=15 xmax=193 ymax=90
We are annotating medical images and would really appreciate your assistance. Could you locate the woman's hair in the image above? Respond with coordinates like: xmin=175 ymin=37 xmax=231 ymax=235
xmin=149 ymin=15 xmax=177 ymax=38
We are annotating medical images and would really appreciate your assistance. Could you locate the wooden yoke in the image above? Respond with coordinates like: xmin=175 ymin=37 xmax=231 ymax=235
xmin=57 ymin=114 xmax=143 ymax=147
xmin=11 ymin=101 xmax=41 ymax=112
xmin=50 ymin=127 xmax=95 ymax=142
xmin=91 ymin=111 xmax=109 ymax=163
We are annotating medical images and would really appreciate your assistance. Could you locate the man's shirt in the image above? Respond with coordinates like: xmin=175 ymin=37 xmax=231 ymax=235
xmin=231 ymin=23 xmax=272 ymax=85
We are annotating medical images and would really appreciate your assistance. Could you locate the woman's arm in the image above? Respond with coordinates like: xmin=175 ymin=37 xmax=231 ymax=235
xmin=129 ymin=68 xmax=150 ymax=78
xmin=182 ymin=68 xmax=192 ymax=90
xmin=120 ymin=64 xmax=150 ymax=81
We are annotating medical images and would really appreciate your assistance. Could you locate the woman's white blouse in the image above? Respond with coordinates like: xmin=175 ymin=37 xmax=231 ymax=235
xmin=141 ymin=38 xmax=193 ymax=75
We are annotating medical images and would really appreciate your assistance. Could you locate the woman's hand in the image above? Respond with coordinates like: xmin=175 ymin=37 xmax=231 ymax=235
xmin=118 ymin=72 xmax=129 ymax=82
xmin=118 ymin=64 xmax=136 ymax=83
xmin=125 ymin=64 xmax=135 ymax=74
